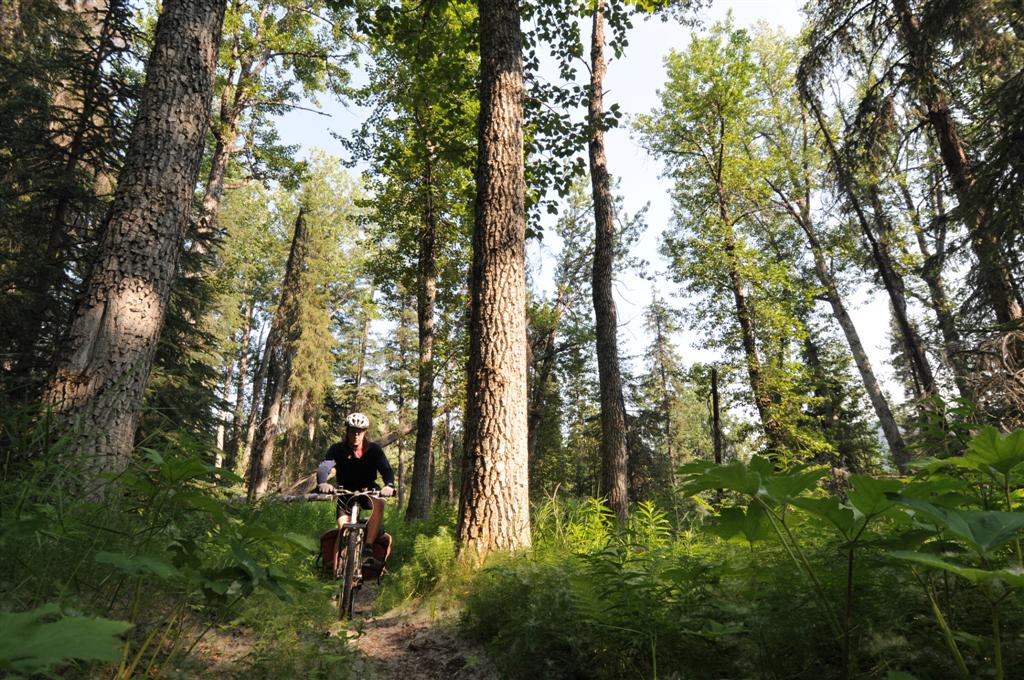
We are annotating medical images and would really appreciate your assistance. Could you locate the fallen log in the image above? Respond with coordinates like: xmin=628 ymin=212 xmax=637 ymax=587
xmin=278 ymin=411 xmax=446 ymax=496
xmin=268 ymin=493 xmax=336 ymax=503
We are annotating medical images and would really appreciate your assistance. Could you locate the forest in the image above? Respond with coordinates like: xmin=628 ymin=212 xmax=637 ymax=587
xmin=1 ymin=0 xmax=1023 ymax=677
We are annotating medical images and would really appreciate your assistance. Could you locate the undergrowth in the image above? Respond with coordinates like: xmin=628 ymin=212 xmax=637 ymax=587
xmin=462 ymin=427 xmax=1024 ymax=679
xmin=5 ymin=404 xmax=1024 ymax=680
xmin=0 ymin=406 xmax=355 ymax=679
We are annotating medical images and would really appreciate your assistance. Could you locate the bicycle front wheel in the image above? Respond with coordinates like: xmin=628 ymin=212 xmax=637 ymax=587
xmin=340 ymin=528 xmax=363 ymax=619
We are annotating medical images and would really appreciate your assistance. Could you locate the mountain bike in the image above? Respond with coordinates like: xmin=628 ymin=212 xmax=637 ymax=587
xmin=312 ymin=488 xmax=388 ymax=619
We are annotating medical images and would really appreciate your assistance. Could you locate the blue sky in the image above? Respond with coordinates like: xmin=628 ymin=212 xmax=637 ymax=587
xmin=275 ymin=0 xmax=900 ymax=398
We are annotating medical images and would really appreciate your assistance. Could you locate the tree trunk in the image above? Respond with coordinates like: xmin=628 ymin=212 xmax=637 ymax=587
xmin=43 ymin=0 xmax=226 ymax=482
xmin=214 ymin=359 xmax=234 ymax=468
xmin=248 ymin=208 xmax=309 ymax=500
xmin=587 ymin=0 xmax=629 ymax=520
xmin=351 ymin=302 xmax=372 ymax=410
xmin=407 ymin=151 xmax=438 ymax=520
xmin=651 ymin=311 xmax=676 ymax=484
xmin=805 ymin=96 xmax=938 ymax=407
xmin=226 ymin=297 xmax=253 ymax=469
xmin=444 ymin=409 xmax=455 ymax=504
xmin=279 ymin=390 xmax=306 ymax=485
xmin=866 ymin=187 xmax=937 ymax=397
xmin=190 ymin=48 xmax=269 ymax=252
xmin=814 ymin=238 xmax=909 ymax=468
xmin=397 ymin=428 xmax=406 ymax=508
xmin=239 ymin=325 xmax=269 ymax=477
xmin=893 ymin=0 xmax=1022 ymax=325
xmin=527 ymin=295 xmax=563 ymax=464
xmin=711 ymin=367 xmax=723 ymax=465
xmin=247 ymin=346 xmax=289 ymax=500
xmin=719 ymin=201 xmax=786 ymax=452
xmin=457 ymin=0 xmax=531 ymax=561
xmin=783 ymin=184 xmax=910 ymax=470
xmin=899 ymin=164 xmax=972 ymax=400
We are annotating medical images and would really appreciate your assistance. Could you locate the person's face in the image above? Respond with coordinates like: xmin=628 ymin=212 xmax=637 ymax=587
xmin=345 ymin=426 xmax=367 ymax=446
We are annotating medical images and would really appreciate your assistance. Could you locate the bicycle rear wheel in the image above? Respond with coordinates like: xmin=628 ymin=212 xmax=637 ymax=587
xmin=340 ymin=527 xmax=363 ymax=619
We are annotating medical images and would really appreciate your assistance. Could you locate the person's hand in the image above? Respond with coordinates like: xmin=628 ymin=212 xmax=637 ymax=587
xmin=380 ymin=486 xmax=394 ymax=498
xmin=316 ymin=482 xmax=335 ymax=494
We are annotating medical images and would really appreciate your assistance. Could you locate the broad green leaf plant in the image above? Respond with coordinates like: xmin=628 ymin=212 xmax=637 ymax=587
xmin=680 ymin=426 xmax=1024 ymax=679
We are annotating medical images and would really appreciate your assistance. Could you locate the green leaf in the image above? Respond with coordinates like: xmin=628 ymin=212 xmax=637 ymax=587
xmin=847 ymin=475 xmax=902 ymax=517
xmin=761 ymin=466 xmax=826 ymax=504
xmin=280 ymin=531 xmax=317 ymax=552
xmin=706 ymin=503 xmax=773 ymax=544
xmin=0 ymin=604 xmax=131 ymax=674
xmin=890 ymin=495 xmax=1024 ymax=556
xmin=237 ymin=524 xmax=316 ymax=551
xmin=230 ymin=541 xmax=262 ymax=580
xmin=966 ymin=427 xmax=1024 ymax=478
xmin=679 ymin=459 xmax=763 ymax=496
xmin=790 ymin=496 xmax=858 ymax=538
xmin=888 ymin=551 xmax=1024 ymax=587
xmin=94 ymin=551 xmax=179 ymax=578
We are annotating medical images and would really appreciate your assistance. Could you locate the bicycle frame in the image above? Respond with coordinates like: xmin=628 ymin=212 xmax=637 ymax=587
xmin=333 ymin=490 xmax=384 ymax=619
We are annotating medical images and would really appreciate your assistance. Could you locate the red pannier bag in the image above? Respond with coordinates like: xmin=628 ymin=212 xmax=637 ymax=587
xmin=319 ymin=528 xmax=344 ymax=579
xmin=361 ymin=532 xmax=392 ymax=582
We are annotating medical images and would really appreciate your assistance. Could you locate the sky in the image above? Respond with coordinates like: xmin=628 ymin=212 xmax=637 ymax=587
xmin=275 ymin=0 xmax=900 ymax=396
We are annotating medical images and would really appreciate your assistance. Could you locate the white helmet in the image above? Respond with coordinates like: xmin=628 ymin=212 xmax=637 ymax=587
xmin=345 ymin=412 xmax=369 ymax=430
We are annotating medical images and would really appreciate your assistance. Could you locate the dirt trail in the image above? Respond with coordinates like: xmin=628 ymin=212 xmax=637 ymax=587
xmin=346 ymin=586 xmax=499 ymax=679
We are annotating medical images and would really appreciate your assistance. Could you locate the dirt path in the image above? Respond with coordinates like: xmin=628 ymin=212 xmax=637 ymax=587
xmin=345 ymin=586 xmax=500 ymax=679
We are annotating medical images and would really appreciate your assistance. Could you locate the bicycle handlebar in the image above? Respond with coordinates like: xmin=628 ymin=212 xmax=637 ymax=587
xmin=311 ymin=487 xmax=391 ymax=499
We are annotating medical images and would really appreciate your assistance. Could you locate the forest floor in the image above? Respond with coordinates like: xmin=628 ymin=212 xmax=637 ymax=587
xmin=189 ymin=582 xmax=499 ymax=679
xmin=346 ymin=585 xmax=499 ymax=679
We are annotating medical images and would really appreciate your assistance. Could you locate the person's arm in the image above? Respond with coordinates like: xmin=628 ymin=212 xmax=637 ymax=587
xmin=375 ymin=444 xmax=395 ymax=488
xmin=316 ymin=445 xmax=339 ymax=491
xmin=316 ymin=460 xmax=335 ymax=485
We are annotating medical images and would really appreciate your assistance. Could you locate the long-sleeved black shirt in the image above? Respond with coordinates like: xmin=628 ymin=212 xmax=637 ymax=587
xmin=316 ymin=440 xmax=394 ymax=490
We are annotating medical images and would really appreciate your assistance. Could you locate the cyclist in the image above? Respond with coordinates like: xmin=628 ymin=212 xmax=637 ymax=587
xmin=316 ymin=412 xmax=395 ymax=562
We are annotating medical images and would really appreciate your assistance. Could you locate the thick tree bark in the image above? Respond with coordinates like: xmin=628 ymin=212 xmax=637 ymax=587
xmin=248 ymin=208 xmax=309 ymax=499
xmin=588 ymin=0 xmax=629 ymax=520
xmin=407 ymin=152 xmax=438 ymax=520
xmin=457 ymin=0 xmax=531 ymax=561
xmin=893 ymin=0 xmax=1022 ymax=325
xmin=43 ymin=0 xmax=226 ymax=481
